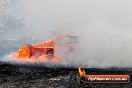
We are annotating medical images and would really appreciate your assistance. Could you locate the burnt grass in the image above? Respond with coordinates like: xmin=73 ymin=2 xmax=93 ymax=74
xmin=0 ymin=61 xmax=132 ymax=88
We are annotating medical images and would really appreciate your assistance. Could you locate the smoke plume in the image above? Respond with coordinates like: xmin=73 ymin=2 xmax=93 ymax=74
xmin=1 ymin=0 xmax=132 ymax=67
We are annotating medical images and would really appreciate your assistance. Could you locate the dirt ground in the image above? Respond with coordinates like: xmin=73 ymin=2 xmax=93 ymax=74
xmin=0 ymin=61 xmax=132 ymax=88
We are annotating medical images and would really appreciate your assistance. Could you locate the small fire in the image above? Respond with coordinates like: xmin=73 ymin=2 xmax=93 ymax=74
xmin=78 ymin=67 xmax=86 ymax=76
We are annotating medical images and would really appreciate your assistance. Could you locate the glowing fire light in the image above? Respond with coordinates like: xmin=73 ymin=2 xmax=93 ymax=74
xmin=11 ymin=52 xmax=60 ymax=63
xmin=78 ymin=67 xmax=86 ymax=76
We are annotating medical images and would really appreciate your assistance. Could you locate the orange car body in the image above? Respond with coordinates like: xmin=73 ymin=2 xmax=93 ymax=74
xmin=13 ymin=34 xmax=78 ymax=62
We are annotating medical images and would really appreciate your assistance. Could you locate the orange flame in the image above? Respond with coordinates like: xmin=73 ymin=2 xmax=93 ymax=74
xmin=11 ymin=52 xmax=60 ymax=63
xmin=17 ymin=44 xmax=31 ymax=58
xmin=78 ymin=67 xmax=86 ymax=76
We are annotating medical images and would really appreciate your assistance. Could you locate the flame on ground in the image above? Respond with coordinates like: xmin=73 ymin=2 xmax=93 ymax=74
xmin=78 ymin=67 xmax=86 ymax=76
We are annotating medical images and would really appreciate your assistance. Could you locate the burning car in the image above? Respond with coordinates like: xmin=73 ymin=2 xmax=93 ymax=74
xmin=11 ymin=34 xmax=78 ymax=62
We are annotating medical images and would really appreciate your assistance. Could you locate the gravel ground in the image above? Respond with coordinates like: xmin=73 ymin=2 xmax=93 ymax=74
xmin=0 ymin=62 xmax=132 ymax=88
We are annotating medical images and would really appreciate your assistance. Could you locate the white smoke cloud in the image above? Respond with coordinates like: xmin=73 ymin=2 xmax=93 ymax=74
xmin=2 ymin=0 xmax=132 ymax=67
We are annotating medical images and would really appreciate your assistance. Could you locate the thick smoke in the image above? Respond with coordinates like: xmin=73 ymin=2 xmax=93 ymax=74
xmin=1 ymin=0 xmax=132 ymax=67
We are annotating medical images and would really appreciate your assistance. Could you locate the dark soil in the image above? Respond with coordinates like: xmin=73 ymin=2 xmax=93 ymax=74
xmin=0 ymin=61 xmax=132 ymax=88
